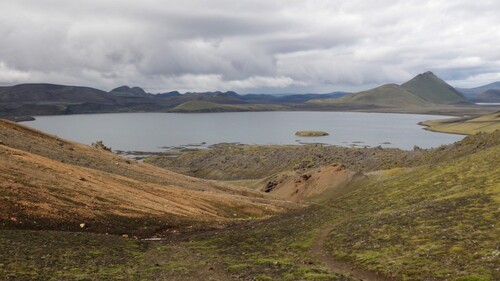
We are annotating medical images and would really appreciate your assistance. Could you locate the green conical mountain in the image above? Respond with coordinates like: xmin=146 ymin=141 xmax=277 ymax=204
xmin=312 ymin=71 xmax=470 ymax=107
xmin=335 ymin=83 xmax=428 ymax=107
xmin=401 ymin=71 xmax=469 ymax=104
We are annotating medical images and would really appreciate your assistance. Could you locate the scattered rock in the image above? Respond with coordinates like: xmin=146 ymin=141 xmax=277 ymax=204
xmin=79 ymin=223 xmax=86 ymax=228
xmin=264 ymin=180 xmax=278 ymax=192
xmin=301 ymin=174 xmax=311 ymax=181
xmin=91 ymin=140 xmax=112 ymax=152
xmin=332 ymin=163 xmax=346 ymax=171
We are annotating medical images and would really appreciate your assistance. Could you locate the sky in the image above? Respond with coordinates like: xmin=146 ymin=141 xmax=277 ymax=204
xmin=1 ymin=0 xmax=500 ymax=94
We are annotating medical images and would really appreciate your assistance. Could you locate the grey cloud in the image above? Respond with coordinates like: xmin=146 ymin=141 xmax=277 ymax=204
xmin=0 ymin=0 xmax=499 ymax=92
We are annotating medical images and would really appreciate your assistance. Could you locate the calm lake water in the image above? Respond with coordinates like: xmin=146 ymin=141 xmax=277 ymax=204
xmin=26 ymin=112 xmax=463 ymax=151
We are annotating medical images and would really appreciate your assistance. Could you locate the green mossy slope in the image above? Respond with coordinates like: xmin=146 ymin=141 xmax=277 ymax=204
xmin=326 ymin=143 xmax=499 ymax=280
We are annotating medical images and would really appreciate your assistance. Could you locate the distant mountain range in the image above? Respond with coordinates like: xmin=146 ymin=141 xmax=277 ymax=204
xmin=474 ymin=89 xmax=500 ymax=103
xmin=1 ymin=71 xmax=499 ymax=118
xmin=0 ymin=83 xmax=112 ymax=104
xmin=0 ymin=83 xmax=351 ymax=117
xmin=110 ymin=85 xmax=149 ymax=97
xmin=457 ymin=82 xmax=500 ymax=103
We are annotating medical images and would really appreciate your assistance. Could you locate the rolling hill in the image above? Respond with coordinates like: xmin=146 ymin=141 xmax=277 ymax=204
xmin=0 ymin=83 xmax=113 ymax=104
xmin=170 ymin=100 xmax=287 ymax=113
xmin=323 ymin=132 xmax=500 ymax=280
xmin=1 ymin=115 xmax=499 ymax=280
xmin=0 ymin=83 xmax=165 ymax=117
xmin=422 ymin=111 xmax=500 ymax=134
xmin=0 ymin=84 xmax=299 ymax=116
xmin=110 ymin=85 xmax=151 ymax=97
xmin=0 ymin=119 xmax=290 ymax=236
xmin=457 ymin=81 xmax=500 ymax=100
xmin=475 ymin=89 xmax=500 ymax=103
xmin=333 ymin=84 xmax=429 ymax=107
xmin=311 ymin=71 xmax=471 ymax=108
xmin=143 ymin=130 xmax=500 ymax=280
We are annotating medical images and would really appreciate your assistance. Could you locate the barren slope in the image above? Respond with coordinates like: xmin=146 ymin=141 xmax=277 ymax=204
xmin=258 ymin=163 xmax=357 ymax=202
xmin=0 ymin=119 xmax=290 ymax=236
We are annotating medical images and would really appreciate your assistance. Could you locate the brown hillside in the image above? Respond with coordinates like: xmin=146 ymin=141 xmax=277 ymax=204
xmin=259 ymin=163 xmax=357 ymax=202
xmin=0 ymin=119 xmax=290 ymax=236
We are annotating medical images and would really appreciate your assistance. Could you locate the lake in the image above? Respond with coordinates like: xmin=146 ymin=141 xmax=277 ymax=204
xmin=25 ymin=112 xmax=464 ymax=151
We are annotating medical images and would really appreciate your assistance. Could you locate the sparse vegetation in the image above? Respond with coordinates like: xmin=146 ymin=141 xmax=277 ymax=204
xmin=145 ymin=143 xmax=420 ymax=180
xmin=145 ymin=130 xmax=500 ymax=183
xmin=422 ymin=112 xmax=500 ymax=134
xmin=324 ymin=143 xmax=500 ymax=280
xmin=1 ymin=117 xmax=499 ymax=280
xmin=170 ymin=100 xmax=287 ymax=113
xmin=0 ymin=119 xmax=289 ymax=236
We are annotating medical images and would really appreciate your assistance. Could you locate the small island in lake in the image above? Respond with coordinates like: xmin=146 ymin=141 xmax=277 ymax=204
xmin=295 ymin=130 xmax=329 ymax=137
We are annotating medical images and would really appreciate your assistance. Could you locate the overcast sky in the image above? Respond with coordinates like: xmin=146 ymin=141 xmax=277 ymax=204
xmin=1 ymin=0 xmax=499 ymax=93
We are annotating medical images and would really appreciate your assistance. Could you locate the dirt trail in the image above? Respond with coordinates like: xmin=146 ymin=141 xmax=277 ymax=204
xmin=311 ymin=223 xmax=395 ymax=281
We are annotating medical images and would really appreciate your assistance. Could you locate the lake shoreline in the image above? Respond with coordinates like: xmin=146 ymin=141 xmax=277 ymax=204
xmin=24 ymin=111 xmax=464 ymax=152
xmin=4 ymin=102 xmax=500 ymax=123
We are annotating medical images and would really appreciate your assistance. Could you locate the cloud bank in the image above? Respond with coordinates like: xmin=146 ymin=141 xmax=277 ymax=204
xmin=1 ymin=0 xmax=499 ymax=93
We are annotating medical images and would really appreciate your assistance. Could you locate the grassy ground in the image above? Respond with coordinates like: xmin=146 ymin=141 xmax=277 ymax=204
xmin=324 ymin=144 xmax=500 ymax=280
xmin=150 ymin=132 xmax=498 ymax=280
xmin=0 ymin=230 xmax=151 ymax=280
xmin=422 ymin=112 xmax=500 ymax=134
xmin=0 ymin=206 xmax=355 ymax=281
xmin=3 ymin=136 xmax=498 ymax=280
xmin=174 ymin=206 xmax=353 ymax=281
xmin=1 ymin=120 xmax=499 ymax=280
xmin=180 ymin=140 xmax=500 ymax=280
xmin=170 ymin=101 xmax=288 ymax=113
xmin=0 ymin=229 xmax=239 ymax=281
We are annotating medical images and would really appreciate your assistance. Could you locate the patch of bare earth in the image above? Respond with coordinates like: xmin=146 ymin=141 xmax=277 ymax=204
xmin=261 ymin=163 xmax=356 ymax=201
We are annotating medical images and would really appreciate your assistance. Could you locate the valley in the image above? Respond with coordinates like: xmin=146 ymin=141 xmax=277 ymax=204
xmin=1 ymin=72 xmax=499 ymax=281
xmin=1 ymin=112 xmax=499 ymax=280
xmin=3 ymin=1 xmax=500 ymax=280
